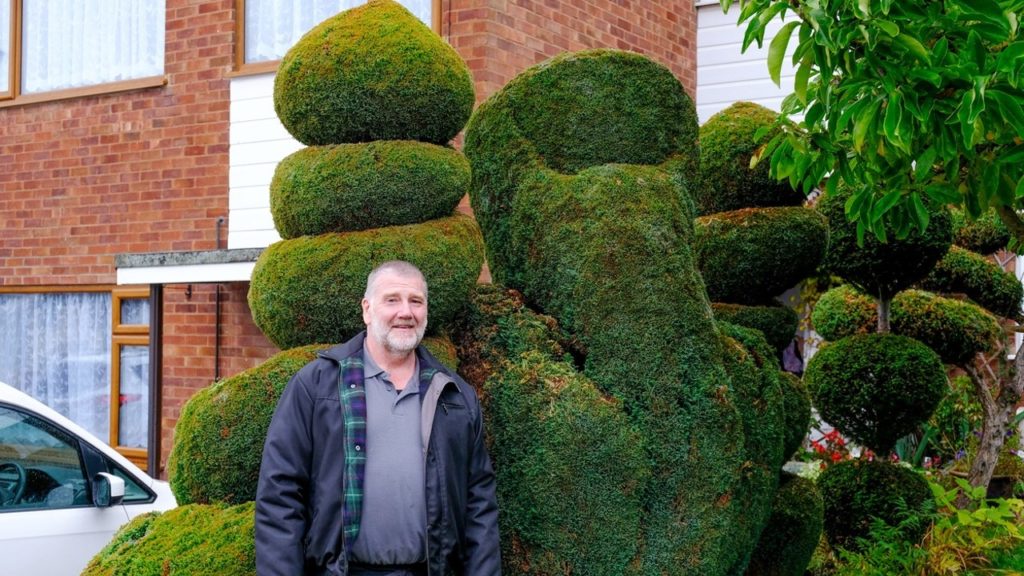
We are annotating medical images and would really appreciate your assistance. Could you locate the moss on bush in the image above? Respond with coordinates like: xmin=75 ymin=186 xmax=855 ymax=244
xmin=249 ymin=214 xmax=483 ymax=349
xmin=695 ymin=207 xmax=828 ymax=304
xmin=805 ymin=333 xmax=946 ymax=453
xmin=817 ymin=460 xmax=933 ymax=551
xmin=744 ymin=472 xmax=824 ymax=576
xmin=920 ymin=245 xmax=1023 ymax=320
xmin=812 ymin=285 xmax=1001 ymax=365
xmin=82 ymin=503 xmax=255 ymax=576
xmin=779 ymin=371 xmax=811 ymax=460
xmin=696 ymin=102 xmax=803 ymax=216
xmin=951 ymin=208 xmax=1011 ymax=255
xmin=274 ymin=0 xmax=474 ymax=145
xmin=270 ymin=141 xmax=469 ymax=238
xmin=711 ymin=302 xmax=799 ymax=354
xmin=818 ymin=187 xmax=952 ymax=301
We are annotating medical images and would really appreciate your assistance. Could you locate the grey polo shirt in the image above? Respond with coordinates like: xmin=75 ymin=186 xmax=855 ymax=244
xmin=350 ymin=349 xmax=427 ymax=565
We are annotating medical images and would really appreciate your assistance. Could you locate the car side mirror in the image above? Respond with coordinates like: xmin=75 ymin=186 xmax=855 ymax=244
xmin=93 ymin=472 xmax=125 ymax=507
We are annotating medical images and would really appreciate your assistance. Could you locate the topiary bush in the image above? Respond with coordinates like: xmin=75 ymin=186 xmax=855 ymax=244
xmin=273 ymin=0 xmax=473 ymax=146
xmin=804 ymin=333 xmax=946 ymax=454
xmin=696 ymin=102 xmax=803 ymax=216
xmin=779 ymin=371 xmax=811 ymax=460
xmin=920 ymin=245 xmax=1023 ymax=320
xmin=817 ymin=460 xmax=933 ymax=551
xmin=695 ymin=207 xmax=828 ymax=304
xmin=744 ymin=472 xmax=824 ymax=576
xmin=711 ymin=303 xmax=799 ymax=354
xmin=812 ymin=285 xmax=1001 ymax=365
xmin=248 ymin=214 xmax=484 ymax=349
xmin=818 ymin=186 xmax=952 ymax=301
xmin=82 ymin=503 xmax=255 ymax=576
xmin=951 ymin=208 xmax=1011 ymax=255
xmin=270 ymin=141 xmax=469 ymax=238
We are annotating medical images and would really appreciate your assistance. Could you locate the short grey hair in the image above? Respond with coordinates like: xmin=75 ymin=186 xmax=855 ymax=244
xmin=364 ymin=260 xmax=428 ymax=300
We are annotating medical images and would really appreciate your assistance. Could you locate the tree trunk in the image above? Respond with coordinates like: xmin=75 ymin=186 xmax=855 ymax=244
xmin=877 ymin=295 xmax=891 ymax=333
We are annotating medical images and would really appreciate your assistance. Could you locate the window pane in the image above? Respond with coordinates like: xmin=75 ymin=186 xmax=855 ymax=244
xmin=21 ymin=0 xmax=165 ymax=94
xmin=0 ymin=293 xmax=112 ymax=442
xmin=0 ymin=0 xmax=9 ymax=93
xmin=120 ymin=298 xmax=150 ymax=326
xmin=245 ymin=0 xmax=432 ymax=64
xmin=0 ymin=406 xmax=88 ymax=510
xmin=117 ymin=345 xmax=148 ymax=449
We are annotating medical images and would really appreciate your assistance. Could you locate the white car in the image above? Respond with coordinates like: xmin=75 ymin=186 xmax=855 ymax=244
xmin=0 ymin=381 xmax=177 ymax=575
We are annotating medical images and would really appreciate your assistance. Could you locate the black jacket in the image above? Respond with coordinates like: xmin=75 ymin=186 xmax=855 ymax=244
xmin=255 ymin=332 xmax=501 ymax=575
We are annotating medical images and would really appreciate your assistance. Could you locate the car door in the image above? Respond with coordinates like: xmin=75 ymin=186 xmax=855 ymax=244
xmin=0 ymin=404 xmax=131 ymax=576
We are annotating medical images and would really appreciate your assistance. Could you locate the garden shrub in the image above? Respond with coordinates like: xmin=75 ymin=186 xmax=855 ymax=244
xmin=82 ymin=503 xmax=255 ymax=576
xmin=464 ymin=49 xmax=784 ymax=574
xmin=812 ymin=285 xmax=1001 ymax=365
xmin=779 ymin=371 xmax=811 ymax=460
xmin=270 ymin=141 xmax=469 ymax=238
xmin=273 ymin=0 xmax=473 ymax=146
xmin=805 ymin=333 xmax=946 ymax=454
xmin=695 ymin=207 xmax=828 ymax=304
xmin=817 ymin=187 xmax=952 ymax=300
xmin=169 ymin=337 xmax=456 ymax=506
xmin=744 ymin=472 xmax=824 ymax=576
xmin=817 ymin=460 xmax=933 ymax=551
xmin=920 ymin=245 xmax=1023 ymax=320
xmin=248 ymin=214 xmax=484 ymax=349
xmin=696 ymin=102 xmax=803 ymax=216
xmin=950 ymin=208 xmax=1011 ymax=255
xmin=711 ymin=303 xmax=799 ymax=354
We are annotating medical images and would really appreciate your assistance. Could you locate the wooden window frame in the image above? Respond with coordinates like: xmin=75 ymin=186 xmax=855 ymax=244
xmin=232 ymin=0 xmax=442 ymax=76
xmin=0 ymin=1 xmax=167 ymax=108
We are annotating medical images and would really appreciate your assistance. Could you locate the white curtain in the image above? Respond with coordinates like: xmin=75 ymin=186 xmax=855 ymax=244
xmin=0 ymin=293 xmax=112 ymax=442
xmin=245 ymin=0 xmax=433 ymax=63
xmin=21 ymin=0 xmax=164 ymax=94
xmin=0 ymin=0 xmax=9 ymax=93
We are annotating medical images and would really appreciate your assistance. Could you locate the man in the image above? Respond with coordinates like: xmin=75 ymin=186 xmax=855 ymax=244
xmin=255 ymin=261 xmax=501 ymax=576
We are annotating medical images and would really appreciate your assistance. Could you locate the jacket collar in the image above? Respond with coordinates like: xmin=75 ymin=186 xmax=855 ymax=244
xmin=319 ymin=330 xmax=451 ymax=385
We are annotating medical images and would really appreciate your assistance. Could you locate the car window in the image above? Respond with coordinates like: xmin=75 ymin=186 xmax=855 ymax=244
xmin=0 ymin=406 xmax=89 ymax=511
xmin=111 ymin=465 xmax=152 ymax=503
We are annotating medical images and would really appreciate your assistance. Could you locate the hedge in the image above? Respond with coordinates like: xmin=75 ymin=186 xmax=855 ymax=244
xmin=248 ymin=214 xmax=484 ymax=349
xmin=744 ymin=472 xmax=824 ymax=576
xmin=711 ymin=303 xmax=799 ymax=355
xmin=812 ymin=285 xmax=1001 ymax=365
xmin=274 ymin=0 xmax=474 ymax=146
xmin=818 ymin=187 xmax=952 ymax=300
xmin=695 ymin=207 xmax=828 ymax=304
xmin=270 ymin=141 xmax=469 ymax=238
xmin=696 ymin=102 xmax=803 ymax=216
xmin=951 ymin=208 xmax=1011 ymax=255
xmin=920 ymin=245 xmax=1023 ymax=320
xmin=779 ymin=371 xmax=811 ymax=460
xmin=805 ymin=333 xmax=946 ymax=454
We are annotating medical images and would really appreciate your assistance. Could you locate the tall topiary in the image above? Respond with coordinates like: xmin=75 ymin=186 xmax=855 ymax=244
xmin=743 ymin=472 xmax=824 ymax=576
xmin=465 ymin=50 xmax=787 ymax=576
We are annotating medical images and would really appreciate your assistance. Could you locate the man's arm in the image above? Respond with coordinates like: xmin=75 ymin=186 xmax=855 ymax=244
xmin=255 ymin=372 xmax=315 ymax=576
xmin=462 ymin=402 xmax=502 ymax=575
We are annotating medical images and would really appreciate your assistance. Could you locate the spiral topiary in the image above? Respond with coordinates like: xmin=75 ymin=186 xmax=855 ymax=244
xmin=804 ymin=333 xmax=946 ymax=454
xmin=817 ymin=460 xmax=933 ymax=551
xmin=696 ymin=102 xmax=804 ymax=216
xmin=744 ymin=472 xmax=824 ymax=576
xmin=694 ymin=207 xmax=828 ymax=304
xmin=270 ymin=141 xmax=469 ymax=238
xmin=711 ymin=303 xmax=799 ymax=354
xmin=951 ymin=208 xmax=1011 ymax=255
xmin=920 ymin=245 xmax=1023 ymax=320
xmin=273 ymin=0 xmax=473 ymax=145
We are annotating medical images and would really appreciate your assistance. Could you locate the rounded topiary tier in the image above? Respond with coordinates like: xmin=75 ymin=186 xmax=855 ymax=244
xmin=812 ymin=285 xmax=1001 ymax=365
xmin=274 ymin=0 xmax=473 ymax=146
xmin=921 ymin=245 xmax=1023 ymax=320
xmin=779 ymin=371 xmax=811 ymax=460
xmin=711 ymin=303 xmax=799 ymax=354
xmin=818 ymin=187 xmax=952 ymax=301
xmin=805 ymin=333 xmax=946 ymax=454
xmin=694 ymin=207 xmax=828 ymax=304
xmin=270 ymin=141 xmax=470 ymax=238
xmin=817 ymin=459 xmax=932 ymax=551
xmin=249 ymin=214 xmax=484 ymax=350
xmin=951 ymin=208 xmax=1011 ymax=255
xmin=744 ymin=472 xmax=824 ymax=576
xmin=82 ymin=504 xmax=256 ymax=576
xmin=696 ymin=102 xmax=803 ymax=216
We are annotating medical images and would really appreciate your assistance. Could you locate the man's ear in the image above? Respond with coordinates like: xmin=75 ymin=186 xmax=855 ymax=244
xmin=361 ymin=298 xmax=371 ymax=326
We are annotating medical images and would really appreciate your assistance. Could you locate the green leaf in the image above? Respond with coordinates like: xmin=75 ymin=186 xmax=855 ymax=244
xmin=915 ymin=146 xmax=938 ymax=181
xmin=893 ymin=33 xmax=930 ymax=63
xmin=854 ymin=99 xmax=881 ymax=152
xmin=909 ymin=192 xmax=930 ymax=233
xmin=883 ymin=93 xmax=904 ymax=146
xmin=959 ymin=89 xmax=979 ymax=145
xmin=925 ymin=183 xmax=960 ymax=203
xmin=768 ymin=21 xmax=800 ymax=86
xmin=988 ymin=89 xmax=1024 ymax=139
xmin=871 ymin=188 xmax=903 ymax=222
xmin=795 ymin=56 xmax=812 ymax=104
xmin=874 ymin=20 xmax=899 ymax=37
xmin=1016 ymin=174 xmax=1024 ymax=198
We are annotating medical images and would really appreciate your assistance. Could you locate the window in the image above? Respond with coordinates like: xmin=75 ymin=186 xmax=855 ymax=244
xmin=0 ymin=288 xmax=152 ymax=468
xmin=237 ymin=0 xmax=437 ymax=73
xmin=0 ymin=406 xmax=89 ymax=511
xmin=0 ymin=0 xmax=165 ymax=106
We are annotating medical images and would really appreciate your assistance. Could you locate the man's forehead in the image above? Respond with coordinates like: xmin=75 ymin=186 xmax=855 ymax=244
xmin=370 ymin=271 xmax=427 ymax=295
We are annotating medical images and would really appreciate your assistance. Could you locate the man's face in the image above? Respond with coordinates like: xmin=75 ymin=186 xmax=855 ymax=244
xmin=362 ymin=271 xmax=428 ymax=354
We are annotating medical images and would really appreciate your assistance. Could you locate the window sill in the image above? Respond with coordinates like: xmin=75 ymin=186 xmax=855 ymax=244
xmin=0 ymin=75 xmax=168 ymax=109
xmin=228 ymin=60 xmax=280 ymax=78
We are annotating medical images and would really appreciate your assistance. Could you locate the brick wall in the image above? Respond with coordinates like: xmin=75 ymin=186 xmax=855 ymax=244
xmin=0 ymin=0 xmax=233 ymax=286
xmin=442 ymin=0 xmax=697 ymax=105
